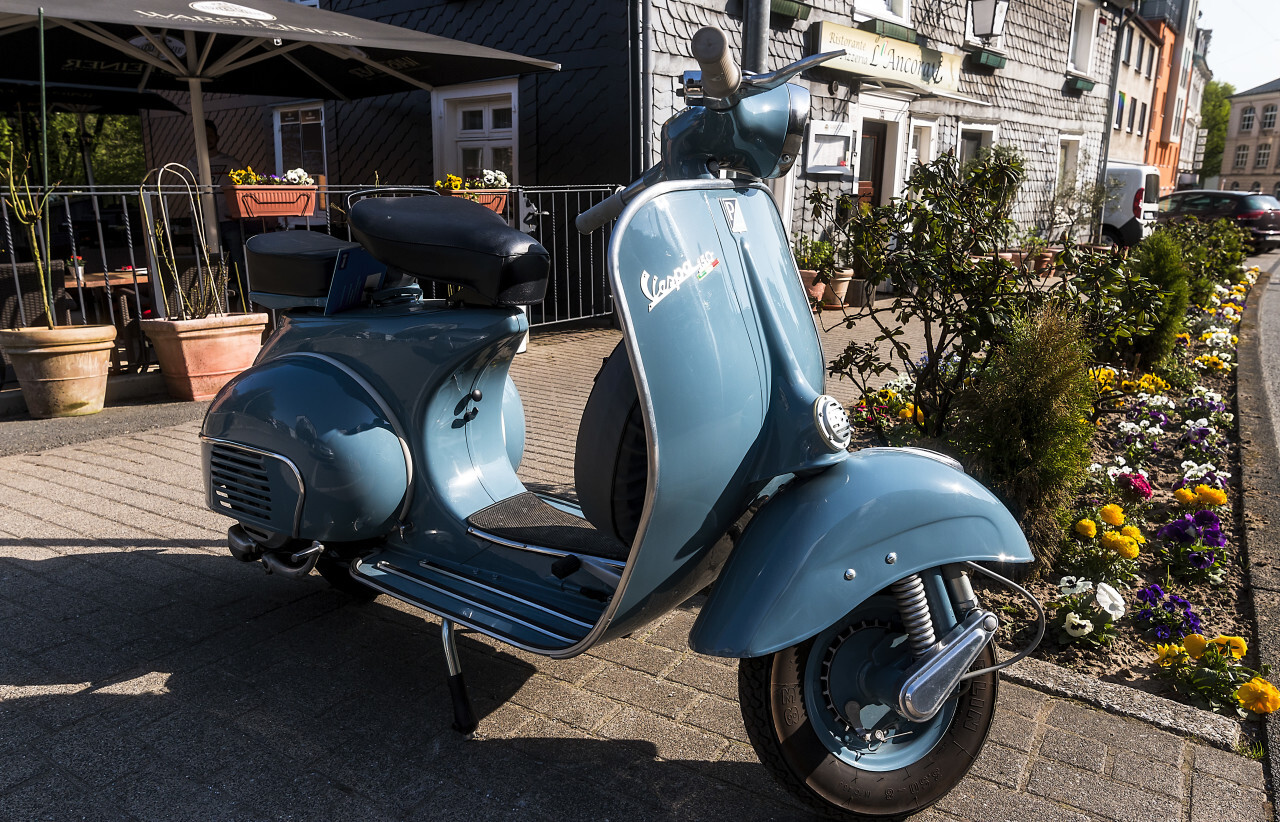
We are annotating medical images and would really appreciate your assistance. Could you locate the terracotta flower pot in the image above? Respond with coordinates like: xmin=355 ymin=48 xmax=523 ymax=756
xmin=0 ymin=324 xmax=116 ymax=418
xmin=797 ymin=269 xmax=826 ymax=312
xmin=221 ymin=185 xmax=317 ymax=219
xmin=823 ymin=273 xmax=854 ymax=308
xmin=141 ymin=313 xmax=269 ymax=401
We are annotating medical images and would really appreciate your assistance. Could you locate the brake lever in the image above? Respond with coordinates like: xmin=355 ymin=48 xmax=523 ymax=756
xmin=740 ymin=50 xmax=847 ymax=92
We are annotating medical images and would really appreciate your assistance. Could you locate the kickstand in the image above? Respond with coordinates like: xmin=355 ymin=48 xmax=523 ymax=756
xmin=441 ymin=620 xmax=478 ymax=737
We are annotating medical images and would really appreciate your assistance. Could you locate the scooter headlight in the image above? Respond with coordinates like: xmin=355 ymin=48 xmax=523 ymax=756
xmin=813 ymin=395 xmax=852 ymax=451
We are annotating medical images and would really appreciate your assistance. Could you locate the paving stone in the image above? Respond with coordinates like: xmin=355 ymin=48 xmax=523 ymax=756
xmin=0 ymin=768 xmax=132 ymax=822
xmin=598 ymin=706 xmax=729 ymax=762
xmin=0 ymin=743 xmax=47 ymax=794
xmin=667 ymin=654 xmax=740 ymax=700
xmin=1045 ymin=699 xmax=1186 ymax=765
xmin=938 ymin=776 xmax=1091 ymax=822
xmin=999 ymin=681 xmax=1049 ymax=720
xmin=582 ymin=665 xmax=699 ymax=719
xmin=1111 ymin=749 xmax=1186 ymax=799
xmin=970 ymin=741 xmax=1030 ymax=789
xmin=643 ymin=608 xmax=698 ymax=652
xmin=988 ymin=707 xmax=1039 ymax=752
xmin=1025 ymin=760 xmax=1172 ymax=822
xmin=1037 ymin=728 xmax=1106 ymax=773
xmin=680 ymin=694 xmax=750 ymax=743
xmin=1190 ymin=772 xmax=1270 ymax=822
xmin=588 ymin=635 xmax=682 ymax=675
xmin=1191 ymin=743 xmax=1266 ymax=789
xmin=510 ymin=674 xmax=620 ymax=732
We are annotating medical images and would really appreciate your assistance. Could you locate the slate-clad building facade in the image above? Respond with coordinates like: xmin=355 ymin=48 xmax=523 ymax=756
xmin=142 ymin=0 xmax=1126 ymax=239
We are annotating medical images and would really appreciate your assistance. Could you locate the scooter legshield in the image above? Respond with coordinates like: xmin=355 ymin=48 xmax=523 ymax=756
xmin=687 ymin=447 xmax=1033 ymax=658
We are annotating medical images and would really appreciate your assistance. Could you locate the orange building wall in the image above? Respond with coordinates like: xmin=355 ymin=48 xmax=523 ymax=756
xmin=1144 ymin=19 xmax=1181 ymax=195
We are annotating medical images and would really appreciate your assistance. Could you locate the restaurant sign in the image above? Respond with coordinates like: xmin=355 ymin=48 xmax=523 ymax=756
xmin=816 ymin=22 xmax=963 ymax=96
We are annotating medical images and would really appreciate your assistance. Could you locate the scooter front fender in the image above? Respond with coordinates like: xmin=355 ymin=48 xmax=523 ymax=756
xmin=688 ymin=448 xmax=1032 ymax=658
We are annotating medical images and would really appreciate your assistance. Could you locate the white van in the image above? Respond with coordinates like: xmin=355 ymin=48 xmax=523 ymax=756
xmin=1102 ymin=162 xmax=1162 ymax=246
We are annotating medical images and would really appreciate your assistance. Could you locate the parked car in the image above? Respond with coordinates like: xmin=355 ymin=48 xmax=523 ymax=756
xmin=1101 ymin=162 xmax=1161 ymax=246
xmin=1157 ymin=189 xmax=1280 ymax=252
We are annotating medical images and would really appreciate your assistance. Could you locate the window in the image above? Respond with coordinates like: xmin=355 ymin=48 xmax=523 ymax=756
xmin=1251 ymin=182 xmax=1262 ymax=193
xmin=1068 ymin=1 xmax=1099 ymax=75
xmin=1257 ymin=144 xmax=1271 ymax=168
xmin=1122 ymin=27 xmax=1133 ymax=64
xmin=1114 ymin=93 xmax=1125 ymax=130
xmin=957 ymin=126 xmax=996 ymax=164
xmin=856 ymin=0 xmax=910 ymax=24
xmin=1235 ymin=145 xmax=1250 ymax=168
xmin=274 ymin=104 xmax=326 ymax=182
xmin=1242 ymin=107 xmax=1256 ymax=132
xmin=1136 ymin=38 xmax=1145 ymax=72
xmin=910 ymin=123 xmax=935 ymax=168
xmin=432 ymin=80 xmax=517 ymax=185
xmin=1128 ymin=100 xmax=1137 ymax=132
xmin=1138 ymin=102 xmax=1147 ymax=135
xmin=1230 ymin=181 xmax=1240 ymax=190
xmin=1274 ymin=183 xmax=1280 ymax=199
xmin=1146 ymin=45 xmax=1156 ymax=78
xmin=1264 ymin=105 xmax=1278 ymax=130
xmin=1174 ymin=97 xmax=1184 ymax=131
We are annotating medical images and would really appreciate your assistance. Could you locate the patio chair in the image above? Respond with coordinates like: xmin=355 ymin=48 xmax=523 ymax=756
xmin=1 ymin=260 xmax=74 ymax=389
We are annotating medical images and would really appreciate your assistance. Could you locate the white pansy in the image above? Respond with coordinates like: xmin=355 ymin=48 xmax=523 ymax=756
xmin=1064 ymin=613 xmax=1094 ymax=638
xmin=1094 ymin=583 xmax=1125 ymax=620
xmin=1058 ymin=576 xmax=1094 ymax=595
xmin=1088 ymin=463 xmax=1104 ymax=474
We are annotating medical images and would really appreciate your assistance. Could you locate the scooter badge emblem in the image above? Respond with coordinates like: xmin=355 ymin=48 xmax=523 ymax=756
xmin=719 ymin=199 xmax=748 ymax=233
xmin=639 ymin=251 xmax=719 ymax=312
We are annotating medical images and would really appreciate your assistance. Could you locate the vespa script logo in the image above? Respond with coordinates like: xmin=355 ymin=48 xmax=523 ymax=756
xmin=639 ymin=251 xmax=719 ymax=312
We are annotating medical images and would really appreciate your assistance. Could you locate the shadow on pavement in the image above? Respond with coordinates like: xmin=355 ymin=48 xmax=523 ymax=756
xmin=0 ymin=547 xmax=809 ymax=821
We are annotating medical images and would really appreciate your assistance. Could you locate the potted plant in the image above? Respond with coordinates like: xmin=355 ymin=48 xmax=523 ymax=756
xmin=0 ymin=148 xmax=117 ymax=418
xmin=222 ymin=165 xmax=317 ymax=219
xmin=434 ymin=170 xmax=510 ymax=215
xmin=792 ymin=235 xmax=834 ymax=312
xmin=140 ymin=164 xmax=269 ymax=402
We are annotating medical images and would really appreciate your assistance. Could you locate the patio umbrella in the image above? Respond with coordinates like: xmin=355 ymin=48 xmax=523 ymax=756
xmin=0 ymin=0 xmax=558 ymax=238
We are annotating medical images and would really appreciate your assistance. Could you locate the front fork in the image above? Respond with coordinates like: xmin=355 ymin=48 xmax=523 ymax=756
xmin=866 ymin=564 xmax=1009 ymax=723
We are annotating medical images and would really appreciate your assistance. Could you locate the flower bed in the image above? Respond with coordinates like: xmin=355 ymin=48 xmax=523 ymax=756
xmin=849 ymin=263 xmax=1277 ymax=728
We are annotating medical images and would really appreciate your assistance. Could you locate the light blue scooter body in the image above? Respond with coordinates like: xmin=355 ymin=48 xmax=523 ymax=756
xmin=600 ymin=179 xmax=1032 ymax=652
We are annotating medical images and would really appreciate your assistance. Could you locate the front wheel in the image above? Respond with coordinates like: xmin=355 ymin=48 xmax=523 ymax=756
xmin=739 ymin=600 xmax=997 ymax=820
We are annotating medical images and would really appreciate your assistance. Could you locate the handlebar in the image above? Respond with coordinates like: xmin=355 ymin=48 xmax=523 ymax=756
xmin=691 ymin=27 xmax=741 ymax=100
xmin=575 ymin=189 xmax=627 ymax=235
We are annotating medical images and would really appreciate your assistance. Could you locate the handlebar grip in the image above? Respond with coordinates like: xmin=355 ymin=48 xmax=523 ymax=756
xmin=576 ymin=190 xmax=626 ymax=234
xmin=691 ymin=26 xmax=741 ymax=99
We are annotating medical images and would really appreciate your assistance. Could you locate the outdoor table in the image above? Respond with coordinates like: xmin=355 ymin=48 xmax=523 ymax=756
xmin=64 ymin=269 xmax=152 ymax=372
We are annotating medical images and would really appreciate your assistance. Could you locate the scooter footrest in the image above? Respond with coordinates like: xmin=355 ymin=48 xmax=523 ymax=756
xmin=467 ymin=492 xmax=630 ymax=561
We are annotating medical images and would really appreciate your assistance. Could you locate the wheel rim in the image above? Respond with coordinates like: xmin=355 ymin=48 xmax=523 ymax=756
xmin=802 ymin=605 xmax=956 ymax=772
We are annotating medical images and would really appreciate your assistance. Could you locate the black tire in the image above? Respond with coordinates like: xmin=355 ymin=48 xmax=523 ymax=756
xmin=315 ymin=554 xmax=378 ymax=601
xmin=739 ymin=619 xmax=998 ymax=820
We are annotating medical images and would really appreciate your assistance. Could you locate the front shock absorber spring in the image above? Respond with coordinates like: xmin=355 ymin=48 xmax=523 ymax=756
xmin=891 ymin=574 xmax=937 ymax=657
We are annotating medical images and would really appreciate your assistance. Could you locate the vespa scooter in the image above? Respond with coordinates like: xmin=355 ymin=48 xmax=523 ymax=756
xmin=201 ymin=27 xmax=1044 ymax=819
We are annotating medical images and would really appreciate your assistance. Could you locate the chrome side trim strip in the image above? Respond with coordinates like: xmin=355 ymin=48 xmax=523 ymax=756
xmin=281 ymin=352 xmax=415 ymax=523
xmin=418 ymin=561 xmax=596 ymax=630
xmin=466 ymin=526 xmax=627 ymax=572
xmin=201 ymin=435 xmax=306 ymax=536
xmin=372 ymin=561 xmax=576 ymax=644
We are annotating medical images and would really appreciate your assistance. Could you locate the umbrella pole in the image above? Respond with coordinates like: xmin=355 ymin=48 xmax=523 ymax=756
xmin=186 ymin=77 xmax=219 ymax=251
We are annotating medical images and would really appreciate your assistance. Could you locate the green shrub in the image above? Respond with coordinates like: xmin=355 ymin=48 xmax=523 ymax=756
xmin=1129 ymin=231 xmax=1191 ymax=367
xmin=1044 ymin=241 xmax=1159 ymax=366
xmin=1161 ymin=218 xmax=1249 ymax=305
xmin=1203 ymin=217 xmax=1251 ymax=284
xmin=954 ymin=305 xmax=1097 ymax=565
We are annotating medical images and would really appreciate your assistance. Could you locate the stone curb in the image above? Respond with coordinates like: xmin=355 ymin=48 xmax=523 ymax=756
xmin=1002 ymin=656 xmax=1240 ymax=750
xmin=1233 ymin=258 xmax=1280 ymax=805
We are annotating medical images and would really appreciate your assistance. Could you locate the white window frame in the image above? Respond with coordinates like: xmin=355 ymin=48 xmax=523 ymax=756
xmin=1256 ymin=144 xmax=1271 ymax=168
xmin=1264 ymin=105 xmax=1277 ymax=130
xmin=272 ymin=101 xmax=327 ymax=181
xmin=854 ymin=0 xmax=911 ymax=28
xmin=431 ymin=79 xmax=519 ymax=185
xmin=853 ymin=90 xmax=913 ymax=202
xmin=956 ymin=121 xmax=998 ymax=165
xmin=908 ymin=118 xmax=937 ymax=170
xmin=1241 ymin=107 xmax=1256 ymax=133
xmin=1067 ymin=1 xmax=1100 ymax=77
xmin=1235 ymin=145 xmax=1250 ymax=169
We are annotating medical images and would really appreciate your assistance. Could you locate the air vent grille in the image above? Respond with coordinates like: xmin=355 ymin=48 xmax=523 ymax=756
xmin=209 ymin=444 xmax=273 ymax=521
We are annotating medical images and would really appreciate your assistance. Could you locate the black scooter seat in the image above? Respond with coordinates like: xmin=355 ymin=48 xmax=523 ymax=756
xmin=349 ymin=195 xmax=550 ymax=306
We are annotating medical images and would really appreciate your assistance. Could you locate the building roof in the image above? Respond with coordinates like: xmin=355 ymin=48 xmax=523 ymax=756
xmin=1233 ymin=78 xmax=1280 ymax=98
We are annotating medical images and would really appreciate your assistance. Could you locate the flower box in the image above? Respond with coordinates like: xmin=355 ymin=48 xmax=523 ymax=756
xmin=443 ymin=188 xmax=508 ymax=215
xmin=222 ymin=185 xmax=317 ymax=219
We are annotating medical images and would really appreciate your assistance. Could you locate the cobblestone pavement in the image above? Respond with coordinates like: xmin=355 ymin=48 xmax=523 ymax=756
xmin=0 ymin=310 xmax=1272 ymax=821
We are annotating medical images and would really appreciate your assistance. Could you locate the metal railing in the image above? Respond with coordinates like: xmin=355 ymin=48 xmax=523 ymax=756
xmin=2 ymin=182 xmax=620 ymax=374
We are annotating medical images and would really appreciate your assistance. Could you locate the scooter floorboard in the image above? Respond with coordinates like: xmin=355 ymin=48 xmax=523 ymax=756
xmin=352 ymin=552 xmax=596 ymax=653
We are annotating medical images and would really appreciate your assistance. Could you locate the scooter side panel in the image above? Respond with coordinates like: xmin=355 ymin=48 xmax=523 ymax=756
xmin=687 ymin=448 xmax=1033 ymax=658
xmin=203 ymin=356 xmax=409 ymax=541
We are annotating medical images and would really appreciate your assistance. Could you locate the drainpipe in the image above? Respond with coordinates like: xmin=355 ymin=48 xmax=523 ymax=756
xmin=1095 ymin=3 xmax=1135 ymax=242
xmin=640 ymin=0 xmax=653 ymax=171
xmin=744 ymin=0 xmax=770 ymax=73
